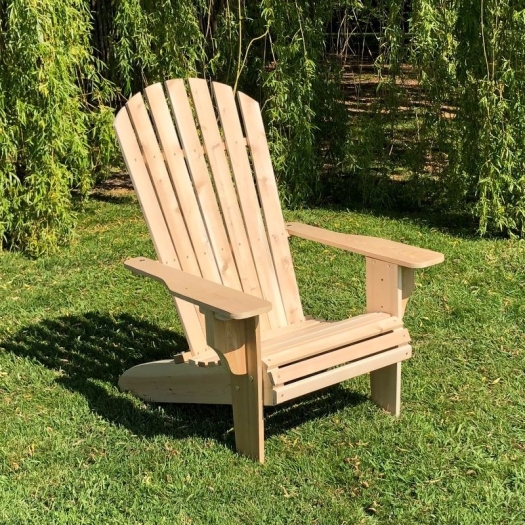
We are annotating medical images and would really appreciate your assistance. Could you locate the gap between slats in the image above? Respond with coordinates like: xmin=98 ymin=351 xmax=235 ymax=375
xmin=187 ymin=78 xmax=271 ymax=332
xmin=268 ymin=328 xmax=410 ymax=385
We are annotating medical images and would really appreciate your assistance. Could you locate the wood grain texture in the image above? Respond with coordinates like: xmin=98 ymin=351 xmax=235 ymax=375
xmin=211 ymin=317 xmax=264 ymax=462
xmin=213 ymin=81 xmax=288 ymax=329
xmin=187 ymin=79 xmax=270 ymax=332
xmin=238 ymin=91 xmax=304 ymax=324
xmin=166 ymin=79 xmax=242 ymax=291
xmin=118 ymin=359 xmax=231 ymax=404
xmin=286 ymin=222 xmax=444 ymax=269
xmin=365 ymin=258 xmax=407 ymax=415
xmin=144 ymin=82 xmax=222 ymax=285
xmin=263 ymin=315 xmax=402 ymax=367
xmin=365 ymin=258 xmax=402 ymax=317
xmin=114 ymin=101 xmax=207 ymax=353
xmin=263 ymin=312 xmax=389 ymax=353
xmin=370 ymin=362 xmax=402 ymax=416
xmin=125 ymin=257 xmax=272 ymax=320
xmin=268 ymin=328 xmax=410 ymax=386
xmin=261 ymin=318 xmax=320 ymax=342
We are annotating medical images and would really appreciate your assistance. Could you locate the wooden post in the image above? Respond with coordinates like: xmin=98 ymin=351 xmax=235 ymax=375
xmin=206 ymin=314 xmax=264 ymax=462
xmin=366 ymin=258 xmax=415 ymax=416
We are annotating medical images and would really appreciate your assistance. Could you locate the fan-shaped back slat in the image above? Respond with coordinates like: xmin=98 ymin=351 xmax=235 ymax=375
xmin=113 ymin=108 xmax=207 ymax=353
xmin=237 ymin=92 xmax=304 ymax=324
xmin=126 ymin=92 xmax=199 ymax=277
xmin=187 ymin=78 xmax=270 ymax=331
xmin=115 ymin=79 xmax=305 ymax=357
xmin=212 ymin=81 xmax=288 ymax=328
xmin=143 ymin=83 xmax=222 ymax=285
xmin=166 ymin=79 xmax=242 ymax=291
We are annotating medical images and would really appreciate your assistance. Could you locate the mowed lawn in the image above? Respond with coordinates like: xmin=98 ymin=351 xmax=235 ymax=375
xmin=1 ymin=188 xmax=524 ymax=524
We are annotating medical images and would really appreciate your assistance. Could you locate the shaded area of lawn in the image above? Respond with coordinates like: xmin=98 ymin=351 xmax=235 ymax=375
xmin=2 ymin=311 xmax=366 ymax=446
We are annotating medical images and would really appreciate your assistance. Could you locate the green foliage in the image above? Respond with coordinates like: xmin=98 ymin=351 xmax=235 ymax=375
xmin=336 ymin=1 xmax=525 ymax=235
xmin=109 ymin=0 xmax=349 ymax=208
xmin=3 ymin=0 xmax=525 ymax=254
xmin=0 ymin=0 xmax=115 ymax=255
xmin=410 ymin=0 xmax=525 ymax=234
xmin=1 ymin=0 xmax=350 ymax=253
xmin=112 ymin=0 xmax=205 ymax=94
xmin=258 ymin=1 xmax=347 ymax=206
xmin=452 ymin=1 xmax=525 ymax=234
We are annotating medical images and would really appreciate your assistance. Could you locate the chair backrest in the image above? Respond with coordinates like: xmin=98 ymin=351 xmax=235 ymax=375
xmin=114 ymin=78 xmax=305 ymax=354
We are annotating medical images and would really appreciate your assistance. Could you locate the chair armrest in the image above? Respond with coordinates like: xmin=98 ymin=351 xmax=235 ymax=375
xmin=124 ymin=257 xmax=272 ymax=320
xmin=286 ymin=222 xmax=444 ymax=269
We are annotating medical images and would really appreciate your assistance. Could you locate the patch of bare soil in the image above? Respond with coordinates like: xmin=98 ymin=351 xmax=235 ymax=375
xmin=92 ymin=170 xmax=135 ymax=198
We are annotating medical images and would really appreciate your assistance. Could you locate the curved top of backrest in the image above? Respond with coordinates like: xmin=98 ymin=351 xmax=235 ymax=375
xmin=114 ymin=78 xmax=304 ymax=352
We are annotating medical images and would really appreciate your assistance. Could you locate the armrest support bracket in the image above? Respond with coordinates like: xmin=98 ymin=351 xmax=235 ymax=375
xmin=366 ymin=259 xmax=414 ymax=319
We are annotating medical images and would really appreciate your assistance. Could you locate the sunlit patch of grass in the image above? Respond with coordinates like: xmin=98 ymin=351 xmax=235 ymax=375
xmin=1 ymin=196 xmax=524 ymax=524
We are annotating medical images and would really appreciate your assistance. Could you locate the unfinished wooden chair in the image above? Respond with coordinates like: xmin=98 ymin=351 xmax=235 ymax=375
xmin=114 ymin=78 xmax=444 ymax=462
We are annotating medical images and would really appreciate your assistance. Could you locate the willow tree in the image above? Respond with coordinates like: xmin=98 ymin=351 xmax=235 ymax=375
xmin=411 ymin=0 xmax=525 ymax=234
xmin=2 ymin=0 xmax=525 ymax=255
xmin=0 ymin=0 xmax=115 ymax=255
xmin=0 ymin=0 xmax=348 ymax=254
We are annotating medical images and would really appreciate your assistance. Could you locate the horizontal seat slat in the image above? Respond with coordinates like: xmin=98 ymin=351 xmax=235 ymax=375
xmin=272 ymin=345 xmax=412 ymax=404
xmin=268 ymin=328 xmax=410 ymax=385
xmin=263 ymin=312 xmax=390 ymax=354
xmin=263 ymin=315 xmax=403 ymax=368
xmin=261 ymin=318 xmax=320 ymax=342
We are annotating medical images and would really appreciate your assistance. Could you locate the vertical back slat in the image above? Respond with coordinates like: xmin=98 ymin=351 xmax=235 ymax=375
xmin=187 ymin=78 xmax=270 ymax=331
xmin=166 ymin=79 xmax=242 ymax=291
xmin=237 ymin=92 xmax=305 ymax=324
xmin=144 ymin=83 xmax=222 ymax=285
xmin=126 ymin=91 xmax=199 ymax=277
xmin=212 ymin=81 xmax=288 ymax=329
xmin=116 ymin=78 xmax=307 ymax=355
xmin=114 ymin=107 xmax=207 ymax=353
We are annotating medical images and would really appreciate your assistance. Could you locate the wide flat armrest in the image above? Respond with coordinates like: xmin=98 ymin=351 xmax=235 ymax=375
xmin=125 ymin=257 xmax=272 ymax=320
xmin=286 ymin=222 xmax=444 ymax=269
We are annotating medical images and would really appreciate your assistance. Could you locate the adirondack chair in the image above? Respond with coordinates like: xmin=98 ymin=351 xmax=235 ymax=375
xmin=114 ymin=78 xmax=444 ymax=462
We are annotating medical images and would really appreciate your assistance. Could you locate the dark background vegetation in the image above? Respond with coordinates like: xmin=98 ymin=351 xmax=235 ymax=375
xmin=1 ymin=0 xmax=525 ymax=254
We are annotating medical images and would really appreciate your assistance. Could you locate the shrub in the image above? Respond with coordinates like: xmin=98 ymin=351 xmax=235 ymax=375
xmin=0 ymin=0 xmax=115 ymax=255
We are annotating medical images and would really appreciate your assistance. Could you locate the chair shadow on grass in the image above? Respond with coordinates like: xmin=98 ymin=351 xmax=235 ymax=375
xmin=3 ymin=312 xmax=366 ymax=450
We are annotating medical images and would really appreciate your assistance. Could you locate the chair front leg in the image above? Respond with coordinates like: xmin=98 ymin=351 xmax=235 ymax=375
xmin=365 ymin=258 xmax=415 ymax=416
xmin=205 ymin=314 xmax=264 ymax=462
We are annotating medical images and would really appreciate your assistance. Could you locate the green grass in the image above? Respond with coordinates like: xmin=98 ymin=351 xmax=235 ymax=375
xmin=1 ymin=192 xmax=524 ymax=524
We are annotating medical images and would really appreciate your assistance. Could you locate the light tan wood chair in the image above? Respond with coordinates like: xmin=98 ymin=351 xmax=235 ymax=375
xmin=114 ymin=78 xmax=444 ymax=462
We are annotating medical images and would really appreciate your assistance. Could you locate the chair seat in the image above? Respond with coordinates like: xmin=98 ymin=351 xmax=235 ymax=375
xmin=187 ymin=312 xmax=412 ymax=405
xmin=263 ymin=312 xmax=412 ymax=405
